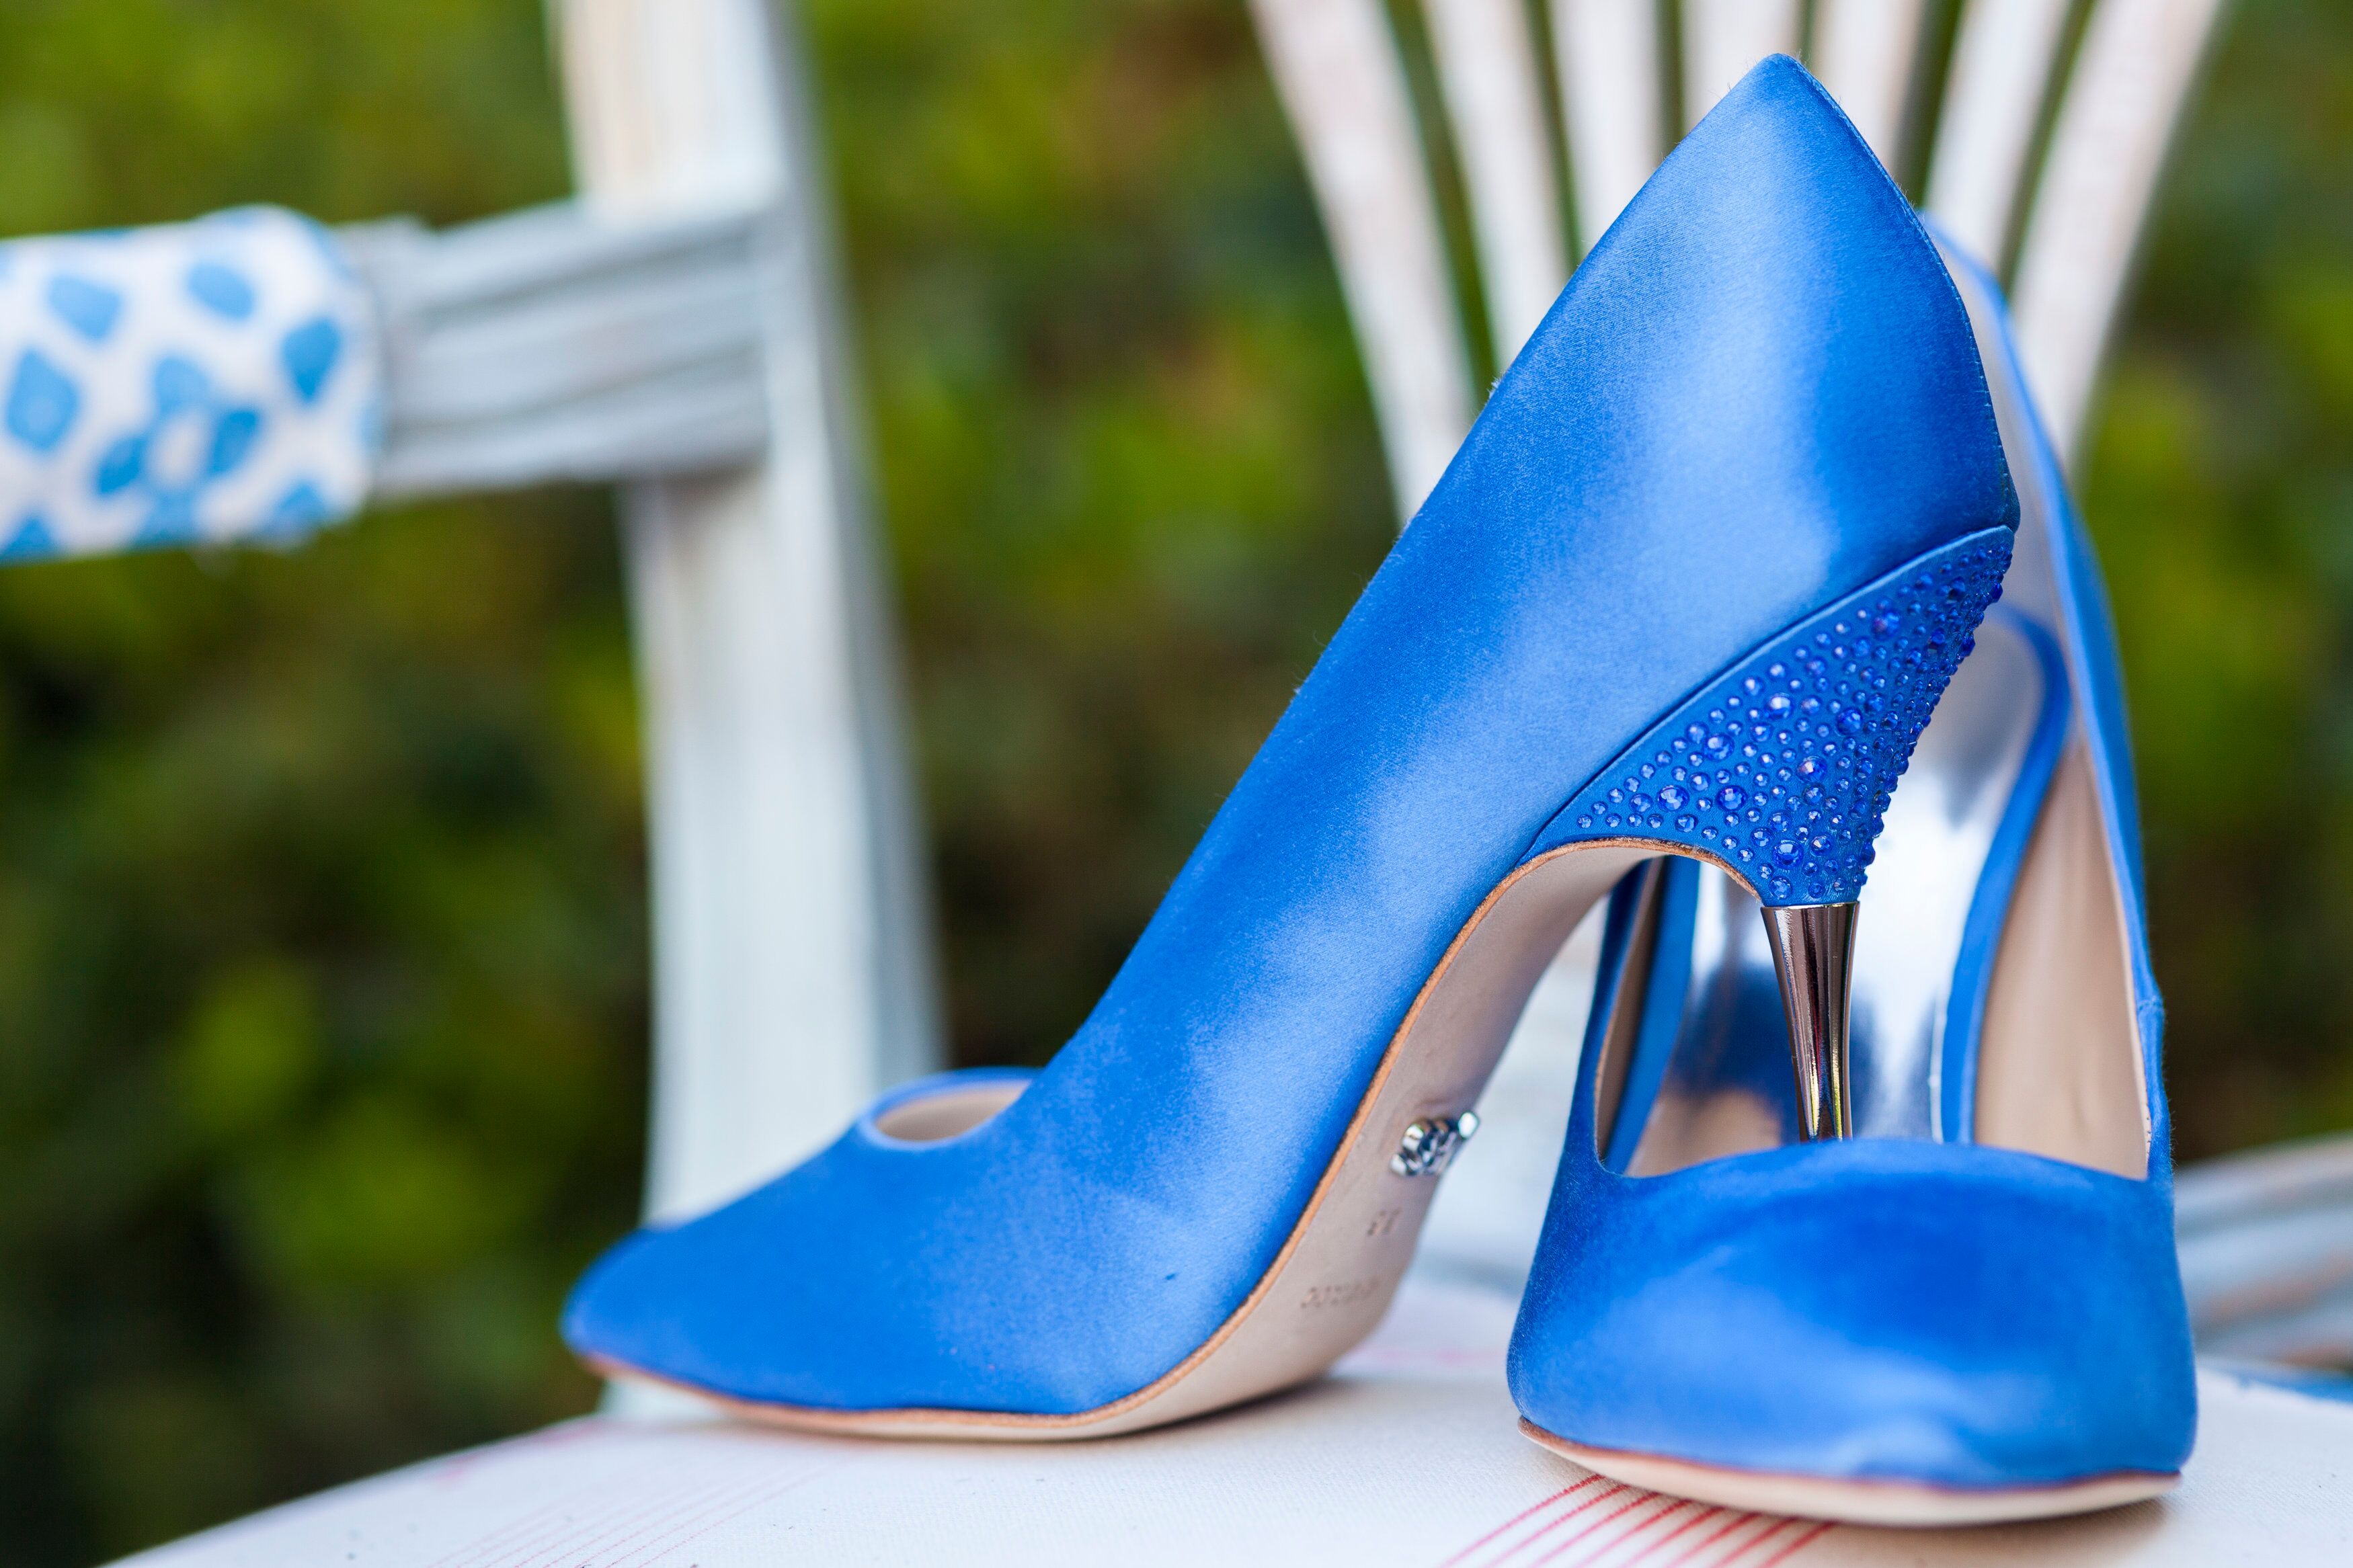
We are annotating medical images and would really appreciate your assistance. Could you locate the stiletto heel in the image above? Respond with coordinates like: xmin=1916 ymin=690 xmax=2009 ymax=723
xmin=563 ymin=57 xmax=2015 ymax=1440
xmin=1763 ymin=903 xmax=1857 ymax=1141
xmin=1507 ymin=142 xmax=2196 ymax=1531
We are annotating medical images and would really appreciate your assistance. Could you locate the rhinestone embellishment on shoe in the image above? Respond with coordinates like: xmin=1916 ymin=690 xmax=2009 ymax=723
xmin=1392 ymin=1111 xmax=1480 ymax=1177
xmin=1550 ymin=530 xmax=2013 ymax=905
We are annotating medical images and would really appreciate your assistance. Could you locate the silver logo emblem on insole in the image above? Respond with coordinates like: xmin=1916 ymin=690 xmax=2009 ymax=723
xmin=1390 ymin=1111 xmax=1479 ymax=1177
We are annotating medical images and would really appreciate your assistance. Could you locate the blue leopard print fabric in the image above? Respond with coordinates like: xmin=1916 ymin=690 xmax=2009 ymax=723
xmin=0 ymin=206 xmax=378 ymax=561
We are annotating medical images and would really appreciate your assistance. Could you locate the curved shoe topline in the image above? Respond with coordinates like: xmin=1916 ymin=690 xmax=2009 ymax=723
xmin=563 ymin=57 xmax=2015 ymax=1440
xmin=1508 ymin=226 xmax=2196 ymax=1522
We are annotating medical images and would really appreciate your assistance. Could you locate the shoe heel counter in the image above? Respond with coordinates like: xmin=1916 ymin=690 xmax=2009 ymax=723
xmin=1536 ymin=528 xmax=2014 ymax=905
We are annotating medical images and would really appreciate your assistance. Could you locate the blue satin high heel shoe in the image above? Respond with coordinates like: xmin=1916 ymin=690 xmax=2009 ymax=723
xmin=1507 ymin=226 xmax=2195 ymax=1520
xmin=562 ymin=58 xmax=2015 ymax=1439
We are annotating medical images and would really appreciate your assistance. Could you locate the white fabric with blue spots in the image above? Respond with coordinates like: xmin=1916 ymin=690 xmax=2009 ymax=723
xmin=0 ymin=206 xmax=379 ymax=561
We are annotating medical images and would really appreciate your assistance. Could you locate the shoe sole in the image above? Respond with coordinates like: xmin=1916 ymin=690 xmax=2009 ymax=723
xmin=591 ymin=842 xmax=1666 ymax=1440
xmin=1519 ymin=1419 xmax=2179 ymax=1526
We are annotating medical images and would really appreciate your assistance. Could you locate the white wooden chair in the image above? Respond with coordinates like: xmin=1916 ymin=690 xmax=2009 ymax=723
xmin=1241 ymin=0 xmax=2232 ymax=1284
xmin=114 ymin=2 xmax=2353 ymax=1563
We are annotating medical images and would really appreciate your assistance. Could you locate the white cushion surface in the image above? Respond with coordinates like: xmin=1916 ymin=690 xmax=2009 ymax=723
xmin=118 ymin=1277 xmax=2353 ymax=1568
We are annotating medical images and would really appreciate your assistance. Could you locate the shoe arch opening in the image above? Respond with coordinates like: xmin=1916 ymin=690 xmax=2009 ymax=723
xmin=1587 ymin=722 xmax=2151 ymax=1182
xmin=871 ymin=1078 xmax=1030 ymax=1143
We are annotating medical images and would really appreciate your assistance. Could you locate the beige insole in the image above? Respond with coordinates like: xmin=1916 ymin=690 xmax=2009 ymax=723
xmin=1974 ymin=741 xmax=2149 ymax=1175
xmin=872 ymin=1082 xmax=1030 ymax=1143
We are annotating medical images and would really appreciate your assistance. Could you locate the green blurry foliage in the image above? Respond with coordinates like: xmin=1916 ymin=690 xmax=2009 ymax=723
xmin=0 ymin=3 xmax=639 ymax=1563
xmin=822 ymin=0 xmax=1394 ymax=1059
xmin=2081 ymin=0 xmax=2353 ymax=1156
xmin=5 ymin=0 xmax=2353 ymax=1561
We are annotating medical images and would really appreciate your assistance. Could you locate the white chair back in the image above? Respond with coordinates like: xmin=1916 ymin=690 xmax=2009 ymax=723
xmin=1254 ymin=0 xmax=2230 ymax=524
xmin=553 ymin=0 xmax=941 ymax=1227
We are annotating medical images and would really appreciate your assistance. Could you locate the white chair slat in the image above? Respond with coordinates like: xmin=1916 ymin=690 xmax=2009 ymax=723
xmin=343 ymin=202 xmax=773 ymax=497
xmin=1550 ymin=0 xmax=1665 ymax=257
xmin=1923 ymin=0 xmax=2077 ymax=272
xmin=1422 ymin=0 xmax=1570 ymax=364
xmin=1252 ymin=0 xmax=1476 ymax=519
xmin=557 ymin=0 xmax=941 ymax=1225
xmin=383 ymin=255 xmax=758 ymax=429
xmin=2009 ymin=0 xmax=2231 ymax=465
xmin=1679 ymin=0 xmax=1801 ymax=130
xmin=1810 ymin=0 xmax=1931 ymax=171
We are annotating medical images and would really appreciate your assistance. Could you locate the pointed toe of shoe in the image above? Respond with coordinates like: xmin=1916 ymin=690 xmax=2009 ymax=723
xmin=1510 ymin=1140 xmax=2196 ymax=1489
xmin=562 ymin=1219 xmax=750 ymax=1399
xmin=560 ymin=1175 xmax=856 ymax=1407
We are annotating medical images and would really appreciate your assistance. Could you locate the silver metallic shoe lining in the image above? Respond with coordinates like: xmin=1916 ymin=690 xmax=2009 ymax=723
xmin=1618 ymin=615 xmax=2047 ymax=1172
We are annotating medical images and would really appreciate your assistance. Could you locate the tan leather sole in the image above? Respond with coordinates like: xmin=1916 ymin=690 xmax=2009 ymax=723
xmin=594 ymin=841 xmax=1685 ymax=1440
xmin=1520 ymin=1419 xmax=2179 ymax=1526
